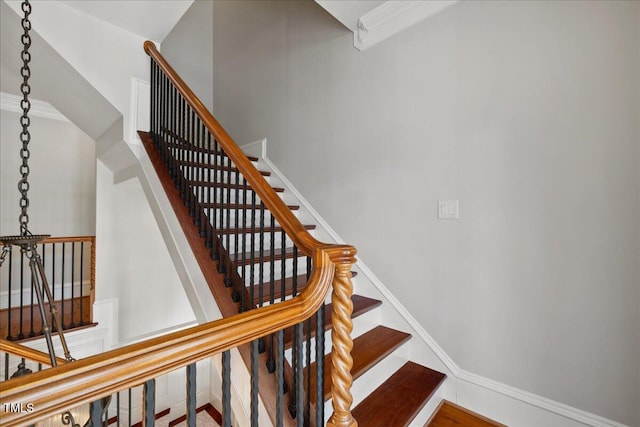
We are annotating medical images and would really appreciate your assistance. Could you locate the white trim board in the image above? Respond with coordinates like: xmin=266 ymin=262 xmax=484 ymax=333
xmin=355 ymin=1 xmax=457 ymax=51
xmin=242 ymin=138 xmax=629 ymax=427
xmin=0 ymin=91 xmax=70 ymax=122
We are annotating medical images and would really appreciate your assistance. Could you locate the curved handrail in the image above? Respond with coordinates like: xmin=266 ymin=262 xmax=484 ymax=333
xmin=144 ymin=41 xmax=345 ymax=262
xmin=0 ymin=339 xmax=67 ymax=367
xmin=0 ymin=249 xmax=334 ymax=426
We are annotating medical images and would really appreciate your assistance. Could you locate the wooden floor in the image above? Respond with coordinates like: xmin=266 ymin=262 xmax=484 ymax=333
xmin=0 ymin=296 xmax=92 ymax=341
xmin=426 ymin=400 xmax=506 ymax=427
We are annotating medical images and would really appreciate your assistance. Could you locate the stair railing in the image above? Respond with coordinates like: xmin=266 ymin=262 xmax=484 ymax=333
xmin=0 ymin=235 xmax=96 ymax=341
xmin=0 ymin=43 xmax=358 ymax=427
xmin=144 ymin=40 xmax=358 ymax=427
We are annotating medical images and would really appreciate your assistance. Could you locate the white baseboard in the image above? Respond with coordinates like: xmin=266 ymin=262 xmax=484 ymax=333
xmin=244 ymin=138 xmax=629 ymax=427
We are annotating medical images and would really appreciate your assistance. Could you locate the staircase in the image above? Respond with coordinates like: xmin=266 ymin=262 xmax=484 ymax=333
xmin=140 ymin=127 xmax=450 ymax=425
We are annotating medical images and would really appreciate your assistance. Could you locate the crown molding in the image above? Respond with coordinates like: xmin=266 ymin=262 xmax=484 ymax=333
xmin=355 ymin=0 xmax=457 ymax=51
xmin=0 ymin=92 xmax=70 ymax=123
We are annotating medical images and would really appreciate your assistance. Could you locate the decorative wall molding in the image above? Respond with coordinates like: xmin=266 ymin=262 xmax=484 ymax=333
xmin=251 ymin=138 xmax=628 ymax=427
xmin=128 ymin=77 xmax=150 ymax=146
xmin=354 ymin=1 xmax=457 ymax=51
xmin=0 ymin=91 xmax=70 ymax=122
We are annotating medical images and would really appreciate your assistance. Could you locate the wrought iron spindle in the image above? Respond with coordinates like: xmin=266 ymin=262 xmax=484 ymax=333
xmin=276 ymin=329 xmax=285 ymax=427
xmin=266 ymin=214 xmax=276 ymax=373
xmin=222 ymin=350 xmax=231 ymax=427
xmin=251 ymin=339 xmax=259 ymax=427
xmin=211 ymin=136 xmax=219 ymax=260
xmin=6 ymin=247 xmax=13 ymax=340
xmin=232 ymin=166 xmax=240 ymax=304
xmin=240 ymin=177 xmax=248 ymax=312
xmin=80 ymin=241 xmax=84 ymax=326
xmin=224 ymin=154 xmax=232 ymax=287
xmin=142 ymin=379 xmax=155 ymax=427
xmin=70 ymin=242 xmax=75 ymax=328
xmin=61 ymin=242 xmax=66 ymax=330
xmin=19 ymin=253 xmax=25 ymax=339
xmin=186 ymin=363 xmax=197 ymax=427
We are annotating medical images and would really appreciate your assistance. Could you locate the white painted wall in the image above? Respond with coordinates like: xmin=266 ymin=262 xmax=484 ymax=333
xmin=196 ymin=1 xmax=638 ymax=425
xmin=94 ymin=161 xmax=196 ymax=345
xmin=0 ymin=109 xmax=96 ymax=236
xmin=4 ymin=0 xmax=149 ymax=144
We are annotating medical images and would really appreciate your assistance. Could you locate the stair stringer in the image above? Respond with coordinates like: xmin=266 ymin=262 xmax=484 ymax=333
xmin=131 ymin=140 xmax=271 ymax=427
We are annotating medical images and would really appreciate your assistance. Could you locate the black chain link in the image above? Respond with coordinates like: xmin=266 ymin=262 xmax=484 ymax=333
xmin=18 ymin=0 xmax=32 ymax=237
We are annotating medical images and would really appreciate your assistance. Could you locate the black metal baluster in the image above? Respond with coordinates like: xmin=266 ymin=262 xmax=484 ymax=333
xmin=142 ymin=379 xmax=155 ymax=427
xmin=240 ymin=177 xmax=248 ymax=312
xmin=80 ymin=241 xmax=84 ymax=326
xmin=249 ymin=191 xmax=256 ymax=310
xmin=116 ymin=391 xmax=121 ymax=427
xmin=210 ymin=135 xmax=219 ymax=260
xmin=150 ymin=60 xmax=155 ymax=138
xmin=189 ymin=109 xmax=196 ymax=218
xmin=206 ymin=132 xmax=213 ymax=248
xmin=70 ymin=242 xmax=75 ymax=328
xmin=61 ymin=242 xmax=66 ymax=331
xmin=186 ymin=363 xmax=197 ymax=427
xmin=4 ymin=353 xmax=8 ymax=380
xmin=276 ymin=329 xmax=285 ymax=427
xmin=216 ymin=146 xmax=225 ymax=273
xmin=222 ymin=350 xmax=231 ymax=427
xmin=51 ymin=243 xmax=56 ymax=334
xmin=19 ymin=252 xmax=24 ymax=339
xmin=257 ymin=202 xmax=266 ymax=353
xmin=289 ymin=248 xmax=301 ymax=420
xmin=304 ymin=316 xmax=312 ymax=426
xmin=224 ymin=153 xmax=232 ymax=287
xmin=281 ymin=230 xmax=286 ymax=301
xmin=266 ymin=214 xmax=276 ymax=373
xmin=312 ymin=253 xmax=325 ymax=427
xmin=199 ymin=122 xmax=207 ymax=237
xmin=128 ymin=388 xmax=132 ymax=427
xmin=232 ymin=168 xmax=240 ymax=304
xmin=6 ymin=247 xmax=13 ymax=340
xmin=29 ymin=247 xmax=35 ymax=337
xmin=251 ymin=339 xmax=259 ymax=427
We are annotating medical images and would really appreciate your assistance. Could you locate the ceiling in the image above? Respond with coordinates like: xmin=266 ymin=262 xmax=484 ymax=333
xmin=57 ymin=0 xmax=194 ymax=42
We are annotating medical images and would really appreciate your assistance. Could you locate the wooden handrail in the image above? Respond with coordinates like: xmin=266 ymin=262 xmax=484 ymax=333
xmin=0 ymin=339 xmax=67 ymax=367
xmin=41 ymin=236 xmax=94 ymax=244
xmin=144 ymin=41 xmax=338 ymax=262
xmin=0 ymin=249 xmax=334 ymax=426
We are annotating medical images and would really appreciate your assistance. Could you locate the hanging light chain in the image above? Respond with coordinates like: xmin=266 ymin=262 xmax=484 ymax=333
xmin=18 ymin=0 xmax=32 ymax=237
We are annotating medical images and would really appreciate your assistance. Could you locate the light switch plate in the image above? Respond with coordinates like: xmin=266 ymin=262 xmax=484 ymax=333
xmin=438 ymin=200 xmax=459 ymax=219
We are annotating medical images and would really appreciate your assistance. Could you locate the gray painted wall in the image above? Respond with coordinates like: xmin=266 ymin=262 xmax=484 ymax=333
xmin=160 ymin=0 xmax=214 ymax=112
xmin=164 ymin=1 xmax=640 ymax=424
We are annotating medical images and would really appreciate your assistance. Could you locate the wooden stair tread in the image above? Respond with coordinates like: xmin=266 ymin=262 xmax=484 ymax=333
xmin=176 ymin=159 xmax=271 ymax=176
xmin=234 ymin=247 xmax=298 ymax=266
xmin=308 ymin=325 xmax=411 ymax=404
xmin=426 ymin=400 xmax=506 ymax=427
xmin=352 ymin=361 xmax=446 ymax=427
xmin=164 ymin=141 xmax=259 ymax=161
xmin=201 ymin=202 xmax=299 ymax=211
xmin=216 ymin=224 xmax=315 ymax=235
xmin=282 ymin=295 xmax=381 ymax=349
xmin=187 ymin=180 xmax=284 ymax=192
xmin=251 ymin=270 xmax=359 ymax=305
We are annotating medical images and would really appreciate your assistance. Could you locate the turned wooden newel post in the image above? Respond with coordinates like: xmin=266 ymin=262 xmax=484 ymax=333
xmin=327 ymin=247 xmax=358 ymax=427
